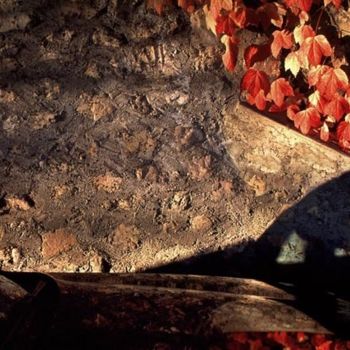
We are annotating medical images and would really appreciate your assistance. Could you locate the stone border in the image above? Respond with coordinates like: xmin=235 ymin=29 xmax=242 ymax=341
xmin=222 ymin=102 xmax=350 ymax=191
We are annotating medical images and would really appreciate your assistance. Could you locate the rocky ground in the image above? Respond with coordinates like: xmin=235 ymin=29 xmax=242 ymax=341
xmin=0 ymin=0 xmax=349 ymax=275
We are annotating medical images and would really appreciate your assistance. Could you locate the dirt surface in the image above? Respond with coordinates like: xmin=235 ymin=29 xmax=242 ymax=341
xmin=0 ymin=0 xmax=350 ymax=274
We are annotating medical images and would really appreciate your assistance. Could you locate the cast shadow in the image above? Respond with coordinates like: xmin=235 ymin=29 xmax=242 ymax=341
xmin=149 ymin=171 xmax=350 ymax=334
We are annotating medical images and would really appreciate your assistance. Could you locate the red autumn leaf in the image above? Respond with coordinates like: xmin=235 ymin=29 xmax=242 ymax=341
xmin=317 ymin=341 xmax=333 ymax=350
xmin=203 ymin=4 xmax=217 ymax=34
xmin=297 ymin=332 xmax=308 ymax=343
xmin=284 ymin=0 xmax=313 ymax=12
xmin=345 ymin=88 xmax=350 ymax=106
xmin=300 ymin=35 xmax=332 ymax=66
xmin=269 ymin=90 xmax=303 ymax=112
xmin=249 ymin=339 xmax=264 ymax=350
xmin=307 ymin=65 xmax=330 ymax=87
xmin=285 ymin=51 xmax=302 ymax=77
xmin=312 ymin=335 xmax=329 ymax=347
xmin=308 ymin=90 xmax=327 ymax=114
xmin=229 ymin=332 xmax=248 ymax=344
xmin=320 ymin=122 xmax=330 ymax=141
xmin=299 ymin=10 xmax=310 ymax=22
xmin=216 ymin=15 xmax=236 ymax=36
xmin=270 ymin=78 xmax=294 ymax=107
xmin=229 ymin=5 xmax=249 ymax=28
xmin=241 ymin=68 xmax=270 ymax=97
xmin=218 ymin=0 xmax=233 ymax=10
xmin=244 ymin=43 xmax=271 ymax=69
xmin=271 ymin=30 xmax=293 ymax=58
xmin=316 ymin=67 xmax=349 ymax=98
xmin=257 ymin=2 xmax=287 ymax=30
xmin=324 ymin=0 xmax=342 ymax=9
xmin=293 ymin=107 xmax=321 ymax=134
xmin=298 ymin=0 xmax=313 ymax=11
xmin=287 ymin=104 xmax=300 ymax=120
xmin=210 ymin=0 xmax=233 ymax=19
xmin=247 ymin=89 xmax=267 ymax=110
xmin=312 ymin=335 xmax=333 ymax=350
xmin=293 ymin=24 xmax=315 ymax=44
xmin=147 ymin=0 xmax=172 ymax=14
xmin=221 ymin=35 xmax=239 ymax=72
xmin=177 ymin=0 xmax=196 ymax=13
xmin=337 ymin=114 xmax=350 ymax=149
xmin=254 ymin=90 xmax=267 ymax=110
xmin=268 ymin=332 xmax=294 ymax=348
xmin=324 ymin=93 xmax=349 ymax=121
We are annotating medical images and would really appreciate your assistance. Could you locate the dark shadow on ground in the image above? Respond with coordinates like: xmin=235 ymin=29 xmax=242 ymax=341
xmin=149 ymin=172 xmax=350 ymax=335
xmin=150 ymin=171 xmax=350 ymax=282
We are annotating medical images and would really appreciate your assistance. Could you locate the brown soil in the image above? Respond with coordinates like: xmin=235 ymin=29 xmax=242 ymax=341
xmin=0 ymin=0 xmax=350 ymax=274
